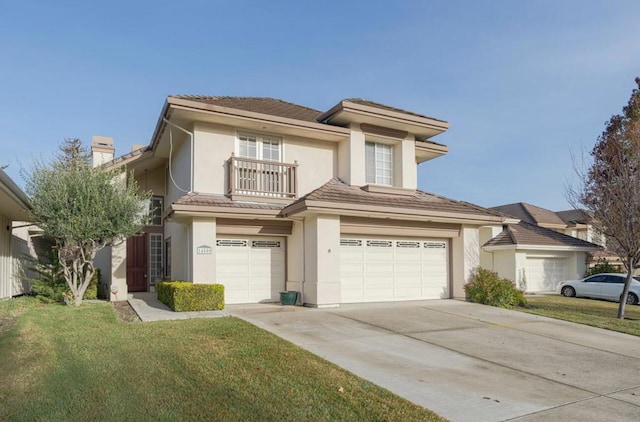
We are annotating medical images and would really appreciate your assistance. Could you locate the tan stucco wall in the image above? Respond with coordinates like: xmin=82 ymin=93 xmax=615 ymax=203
xmin=479 ymin=226 xmax=503 ymax=269
xmin=166 ymin=131 xmax=192 ymax=203
xmin=191 ymin=218 xmax=217 ymax=283
xmin=451 ymin=225 xmax=480 ymax=299
xmin=165 ymin=221 xmax=189 ymax=281
xmin=286 ymin=219 xmax=304 ymax=294
xmin=110 ymin=240 xmax=127 ymax=301
xmin=193 ymin=122 xmax=235 ymax=195
xmin=303 ymin=214 xmax=341 ymax=307
xmin=284 ymin=137 xmax=336 ymax=196
xmin=134 ymin=165 xmax=166 ymax=197
xmin=191 ymin=122 xmax=337 ymax=197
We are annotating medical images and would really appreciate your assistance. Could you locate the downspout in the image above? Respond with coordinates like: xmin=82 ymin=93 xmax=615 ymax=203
xmin=162 ymin=118 xmax=195 ymax=193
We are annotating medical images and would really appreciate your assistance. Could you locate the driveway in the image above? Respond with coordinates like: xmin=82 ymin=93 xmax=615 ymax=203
xmin=228 ymin=300 xmax=640 ymax=422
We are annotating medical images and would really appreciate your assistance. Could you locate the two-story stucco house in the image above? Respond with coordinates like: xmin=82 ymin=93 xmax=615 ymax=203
xmin=97 ymin=96 xmax=511 ymax=307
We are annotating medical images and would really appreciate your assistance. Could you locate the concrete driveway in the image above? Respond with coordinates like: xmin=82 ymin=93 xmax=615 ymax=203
xmin=228 ymin=300 xmax=640 ymax=422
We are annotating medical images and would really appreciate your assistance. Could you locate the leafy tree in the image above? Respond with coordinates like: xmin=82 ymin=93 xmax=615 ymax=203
xmin=569 ymin=78 xmax=640 ymax=319
xmin=23 ymin=139 xmax=150 ymax=305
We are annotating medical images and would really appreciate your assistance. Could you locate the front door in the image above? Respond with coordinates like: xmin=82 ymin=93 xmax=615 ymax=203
xmin=126 ymin=234 xmax=148 ymax=292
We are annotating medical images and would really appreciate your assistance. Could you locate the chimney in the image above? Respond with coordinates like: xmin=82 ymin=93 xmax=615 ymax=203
xmin=91 ymin=136 xmax=115 ymax=167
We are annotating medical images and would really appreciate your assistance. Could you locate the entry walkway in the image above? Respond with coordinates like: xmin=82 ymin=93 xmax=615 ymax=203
xmin=127 ymin=292 xmax=229 ymax=321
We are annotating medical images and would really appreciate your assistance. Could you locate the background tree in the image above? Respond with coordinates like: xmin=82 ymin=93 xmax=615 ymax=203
xmin=568 ymin=78 xmax=640 ymax=319
xmin=23 ymin=139 xmax=150 ymax=305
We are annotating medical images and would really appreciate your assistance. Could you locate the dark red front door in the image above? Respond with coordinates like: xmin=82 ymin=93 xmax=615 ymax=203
xmin=126 ymin=234 xmax=148 ymax=292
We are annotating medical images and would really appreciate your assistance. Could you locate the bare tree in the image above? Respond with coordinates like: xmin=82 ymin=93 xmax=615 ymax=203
xmin=568 ymin=78 xmax=640 ymax=319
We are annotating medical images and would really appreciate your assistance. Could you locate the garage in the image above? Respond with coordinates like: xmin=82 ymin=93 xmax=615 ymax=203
xmin=340 ymin=236 xmax=449 ymax=303
xmin=215 ymin=236 xmax=285 ymax=304
xmin=526 ymin=257 xmax=568 ymax=292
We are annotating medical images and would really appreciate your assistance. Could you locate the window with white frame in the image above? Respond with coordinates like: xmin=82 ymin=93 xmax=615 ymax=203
xmin=365 ymin=141 xmax=393 ymax=185
xmin=149 ymin=196 xmax=163 ymax=226
xmin=149 ymin=233 xmax=163 ymax=284
xmin=238 ymin=133 xmax=281 ymax=161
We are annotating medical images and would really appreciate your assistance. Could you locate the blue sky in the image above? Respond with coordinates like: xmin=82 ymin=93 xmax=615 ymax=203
xmin=2 ymin=0 xmax=639 ymax=211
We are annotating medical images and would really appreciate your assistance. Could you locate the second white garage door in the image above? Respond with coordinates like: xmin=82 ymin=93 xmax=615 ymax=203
xmin=526 ymin=258 xmax=568 ymax=292
xmin=215 ymin=236 xmax=285 ymax=304
xmin=340 ymin=236 xmax=449 ymax=303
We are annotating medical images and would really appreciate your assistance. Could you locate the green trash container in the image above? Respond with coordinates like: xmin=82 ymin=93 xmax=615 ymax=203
xmin=279 ymin=291 xmax=298 ymax=306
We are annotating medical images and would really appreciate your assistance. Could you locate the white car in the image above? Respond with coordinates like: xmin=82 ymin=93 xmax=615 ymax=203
xmin=557 ymin=273 xmax=640 ymax=305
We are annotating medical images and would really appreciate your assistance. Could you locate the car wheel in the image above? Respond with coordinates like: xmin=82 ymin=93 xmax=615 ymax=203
xmin=561 ymin=286 xmax=576 ymax=298
xmin=626 ymin=293 xmax=639 ymax=305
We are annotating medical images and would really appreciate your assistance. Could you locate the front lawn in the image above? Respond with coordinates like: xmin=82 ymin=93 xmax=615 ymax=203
xmin=0 ymin=299 xmax=445 ymax=421
xmin=519 ymin=295 xmax=640 ymax=336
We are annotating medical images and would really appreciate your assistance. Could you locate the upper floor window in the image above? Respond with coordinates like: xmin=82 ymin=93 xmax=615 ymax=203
xmin=365 ymin=141 xmax=393 ymax=185
xmin=149 ymin=196 xmax=163 ymax=226
xmin=238 ymin=133 xmax=281 ymax=161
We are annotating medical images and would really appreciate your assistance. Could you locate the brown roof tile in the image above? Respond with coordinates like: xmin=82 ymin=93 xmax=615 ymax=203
xmin=343 ymin=98 xmax=448 ymax=123
xmin=483 ymin=221 xmax=601 ymax=249
xmin=491 ymin=202 xmax=567 ymax=226
xmin=173 ymin=193 xmax=285 ymax=210
xmin=169 ymin=96 xmax=322 ymax=122
xmin=555 ymin=209 xmax=593 ymax=225
xmin=286 ymin=178 xmax=504 ymax=217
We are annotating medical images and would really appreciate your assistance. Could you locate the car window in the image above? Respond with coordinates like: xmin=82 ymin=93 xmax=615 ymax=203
xmin=586 ymin=275 xmax=607 ymax=283
xmin=605 ymin=275 xmax=624 ymax=284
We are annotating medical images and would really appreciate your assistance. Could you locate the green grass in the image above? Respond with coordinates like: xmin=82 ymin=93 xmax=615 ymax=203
xmin=518 ymin=295 xmax=640 ymax=336
xmin=0 ymin=300 xmax=445 ymax=422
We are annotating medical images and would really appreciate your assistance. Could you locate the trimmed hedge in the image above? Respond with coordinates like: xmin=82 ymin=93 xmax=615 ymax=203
xmin=157 ymin=281 xmax=225 ymax=312
xmin=464 ymin=267 xmax=526 ymax=309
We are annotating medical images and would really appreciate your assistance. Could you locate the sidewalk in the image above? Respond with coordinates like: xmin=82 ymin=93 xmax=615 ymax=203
xmin=127 ymin=292 xmax=230 ymax=321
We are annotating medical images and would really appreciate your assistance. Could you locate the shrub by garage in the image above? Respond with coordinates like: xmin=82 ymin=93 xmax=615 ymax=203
xmin=465 ymin=267 xmax=526 ymax=309
xmin=157 ymin=281 xmax=225 ymax=312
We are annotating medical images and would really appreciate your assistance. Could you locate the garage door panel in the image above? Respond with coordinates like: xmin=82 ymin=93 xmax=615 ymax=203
xmin=340 ymin=236 xmax=449 ymax=303
xmin=216 ymin=236 xmax=285 ymax=304
xmin=526 ymin=258 xmax=568 ymax=292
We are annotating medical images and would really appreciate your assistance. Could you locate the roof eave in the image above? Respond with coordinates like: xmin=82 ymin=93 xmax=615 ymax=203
xmin=282 ymin=199 xmax=506 ymax=225
xmin=166 ymin=97 xmax=350 ymax=137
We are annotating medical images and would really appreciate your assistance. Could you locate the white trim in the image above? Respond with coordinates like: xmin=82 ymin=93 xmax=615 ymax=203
xmin=483 ymin=244 xmax=599 ymax=252
xmin=236 ymin=130 xmax=284 ymax=162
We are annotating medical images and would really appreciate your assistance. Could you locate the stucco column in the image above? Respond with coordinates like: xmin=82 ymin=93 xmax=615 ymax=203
xmin=303 ymin=214 xmax=341 ymax=307
xmin=191 ymin=217 xmax=217 ymax=283
xmin=110 ymin=240 xmax=127 ymax=301
xmin=451 ymin=225 xmax=480 ymax=299
xmin=397 ymin=136 xmax=417 ymax=190
xmin=286 ymin=219 xmax=304 ymax=293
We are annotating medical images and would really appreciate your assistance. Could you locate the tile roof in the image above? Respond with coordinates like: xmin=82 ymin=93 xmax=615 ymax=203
xmin=344 ymin=98 xmax=448 ymax=123
xmin=286 ymin=178 xmax=505 ymax=217
xmin=555 ymin=209 xmax=593 ymax=225
xmin=173 ymin=193 xmax=285 ymax=210
xmin=483 ymin=221 xmax=601 ymax=249
xmin=491 ymin=202 xmax=567 ymax=226
xmin=169 ymin=96 xmax=322 ymax=122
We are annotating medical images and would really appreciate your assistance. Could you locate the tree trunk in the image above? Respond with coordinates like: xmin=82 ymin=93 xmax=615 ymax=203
xmin=617 ymin=261 xmax=634 ymax=319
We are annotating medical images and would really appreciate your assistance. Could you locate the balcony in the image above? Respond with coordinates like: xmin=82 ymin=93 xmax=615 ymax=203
xmin=227 ymin=154 xmax=298 ymax=201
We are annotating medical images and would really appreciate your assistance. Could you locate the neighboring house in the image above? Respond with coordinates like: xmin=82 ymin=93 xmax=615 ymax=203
xmin=0 ymin=169 xmax=31 ymax=299
xmin=484 ymin=203 xmax=602 ymax=292
xmin=97 ymin=96 xmax=510 ymax=307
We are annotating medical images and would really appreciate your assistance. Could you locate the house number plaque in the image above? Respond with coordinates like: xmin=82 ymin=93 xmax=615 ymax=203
xmin=196 ymin=245 xmax=212 ymax=255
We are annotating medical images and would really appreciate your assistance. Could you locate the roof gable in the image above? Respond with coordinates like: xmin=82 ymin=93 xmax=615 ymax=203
xmin=483 ymin=221 xmax=600 ymax=249
xmin=491 ymin=202 xmax=567 ymax=227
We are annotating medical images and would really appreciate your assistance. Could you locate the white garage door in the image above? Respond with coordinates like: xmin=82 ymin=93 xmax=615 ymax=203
xmin=340 ymin=236 xmax=449 ymax=303
xmin=215 ymin=236 xmax=285 ymax=304
xmin=526 ymin=258 xmax=568 ymax=292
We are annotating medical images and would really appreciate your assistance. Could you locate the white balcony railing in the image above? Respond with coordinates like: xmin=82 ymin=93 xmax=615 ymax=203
xmin=227 ymin=154 xmax=298 ymax=199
